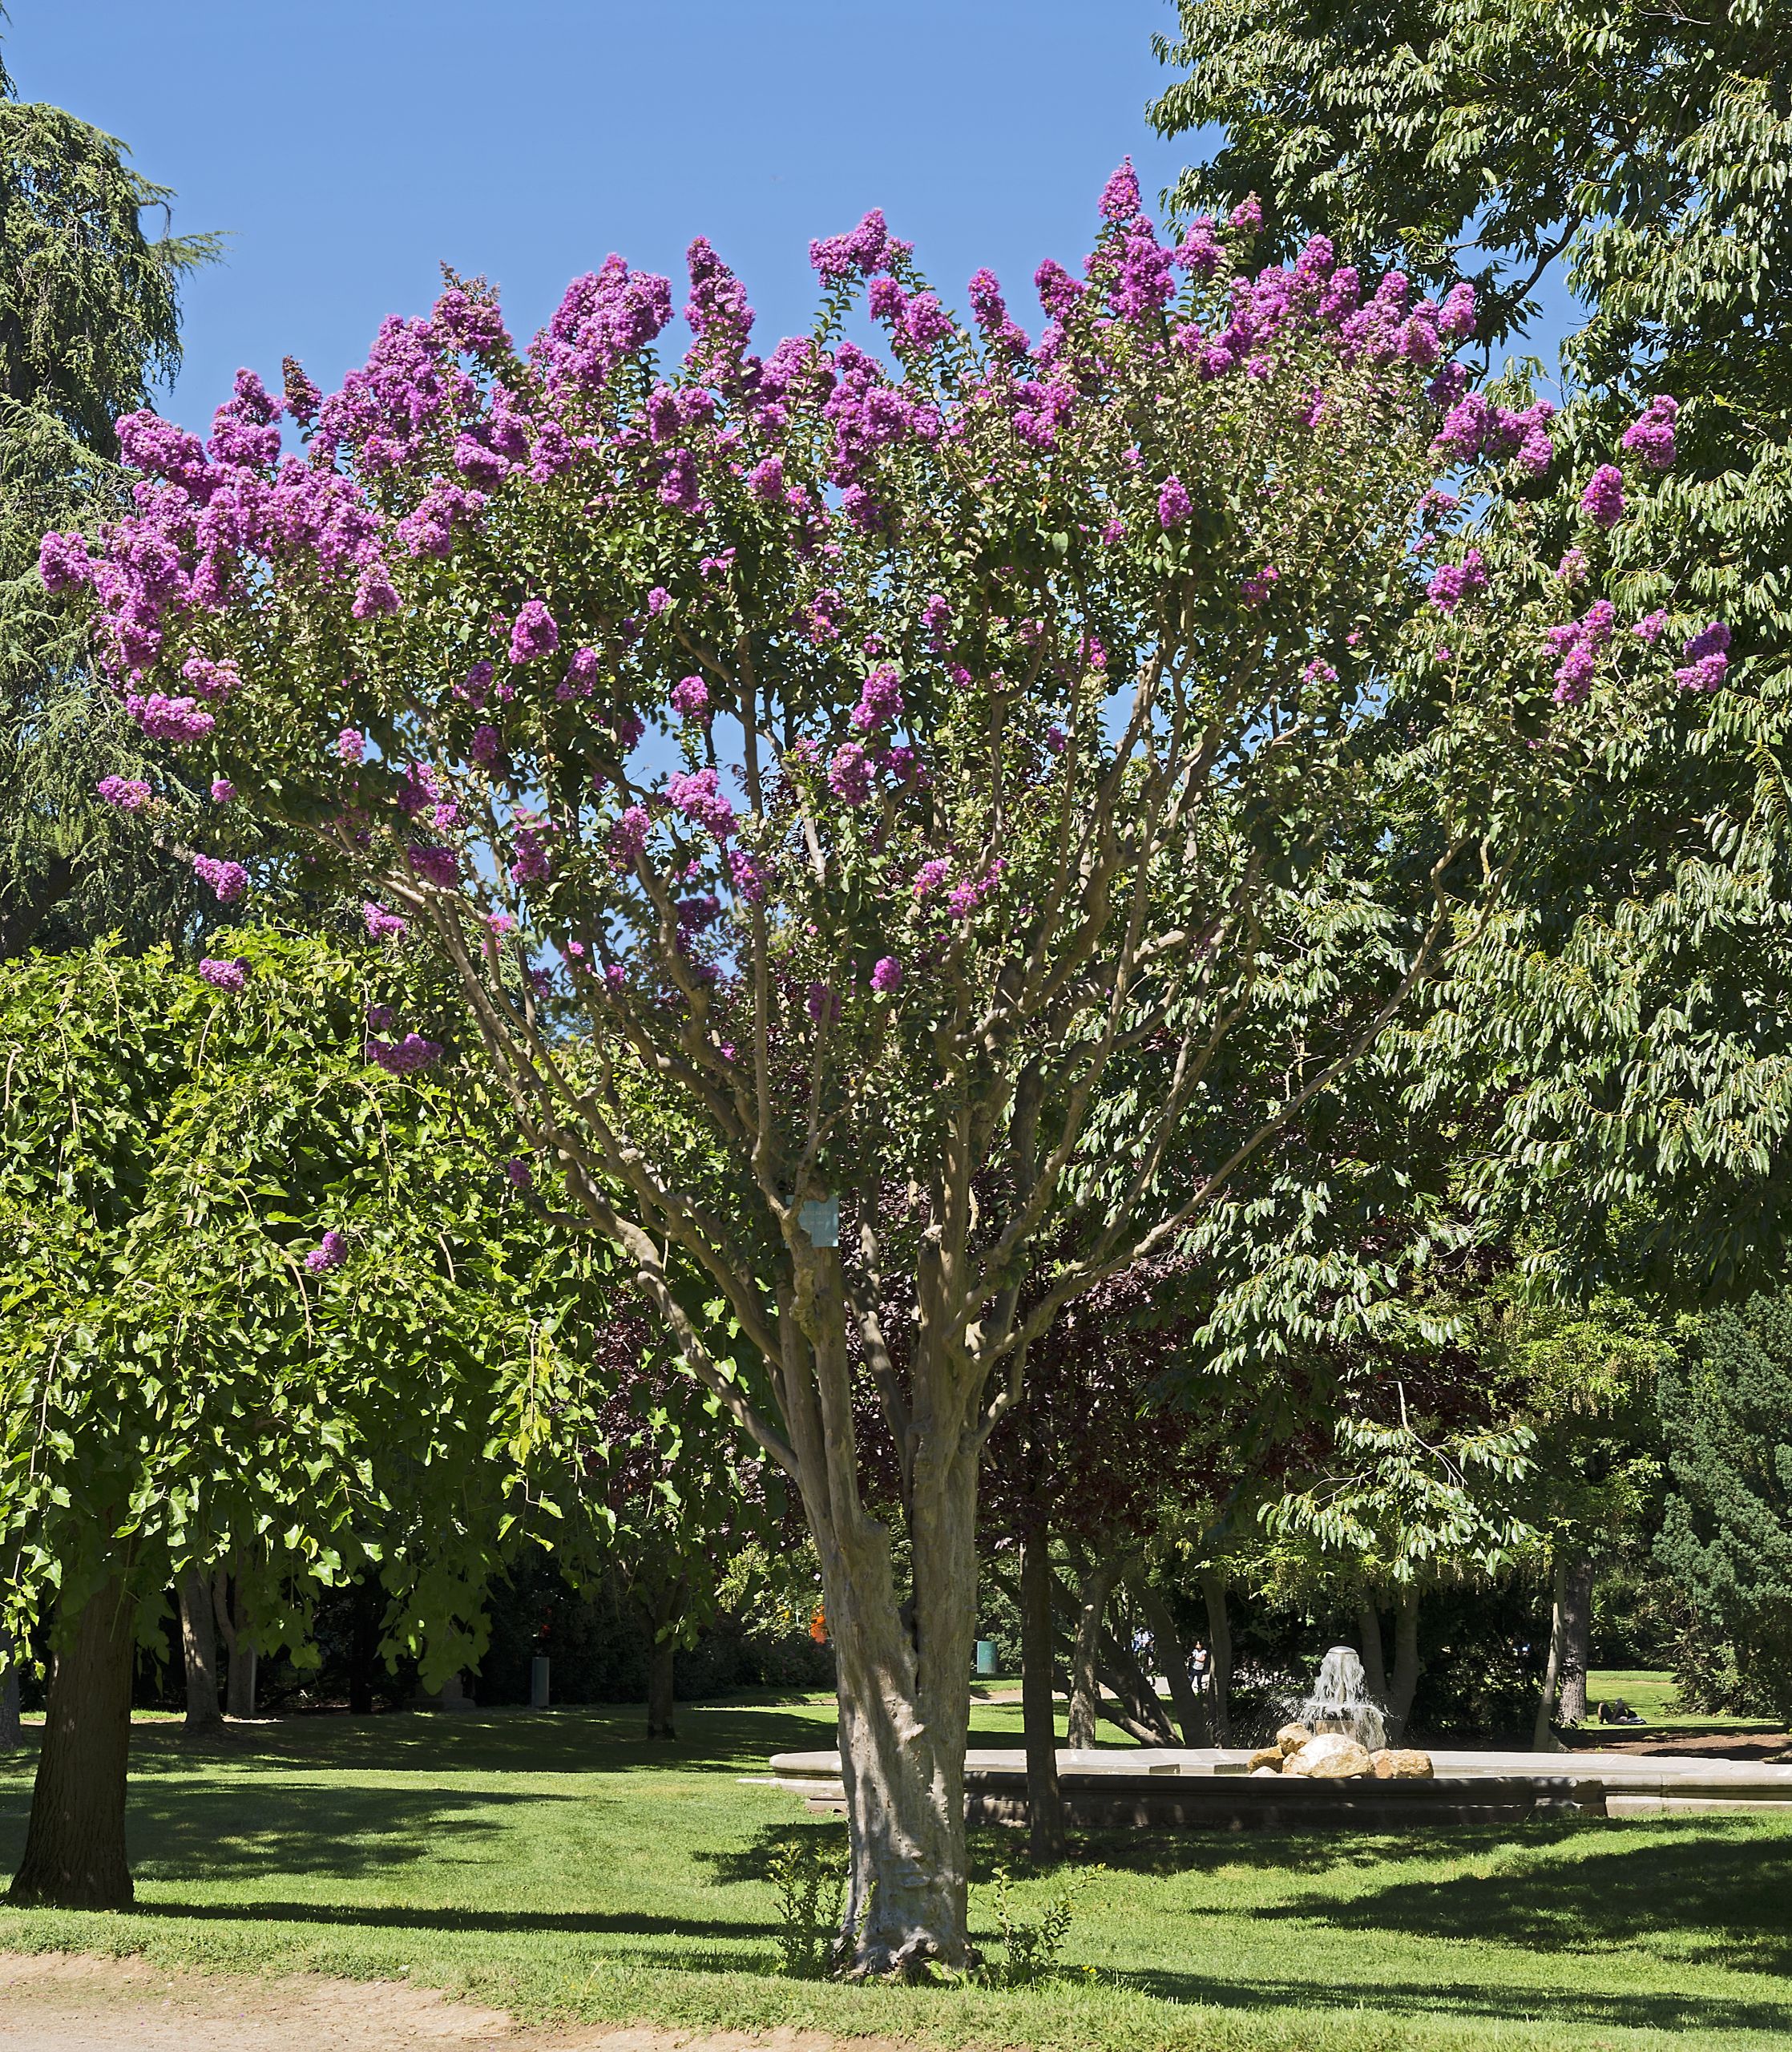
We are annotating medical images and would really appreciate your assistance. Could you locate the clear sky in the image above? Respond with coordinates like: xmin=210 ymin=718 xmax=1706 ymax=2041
xmin=5 ymin=0 xmax=1197 ymax=427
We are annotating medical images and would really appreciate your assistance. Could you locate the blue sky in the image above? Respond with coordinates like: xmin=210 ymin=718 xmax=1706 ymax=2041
xmin=7 ymin=0 xmax=1199 ymax=427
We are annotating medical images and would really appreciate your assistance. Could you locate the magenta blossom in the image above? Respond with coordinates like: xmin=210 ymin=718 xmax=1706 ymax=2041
xmin=870 ymin=955 xmax=903 ymax=995
xmin=670 ymin=675 xmax=711 ymax=721
xmin=304 ymin=1230 xmax=348 ymax=1274
xmin=1580 ymin=464 xmax=1626 ymax=530
xmin=210 ymin=777 xmax=236 ymax=805
xmin=508 ymin=598 xmax=559 ymax=664
xmin=193 ymin=854 xmax=247 ymax=903
xmin=362 ymin=901 xmax=408 ymax=941
xmin=1620 ymin=394 xmax=1677 ymax=471
xmin=197 ymin=957 xmax=248 ymax=992
xmin=96 ymin=775 xmax=151 ymax=813
xmin=366 ymin=1032 xmax=442 ymax=1075
xmin=1157 ymin=475 xmax=1192 ymax=528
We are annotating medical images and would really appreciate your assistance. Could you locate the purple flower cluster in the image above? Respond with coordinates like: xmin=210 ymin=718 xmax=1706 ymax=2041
xmin=850 ymin=664 xmax=903 ymax=733
xmin=509 ymin=822 xmax=553 ymax=884
xmin=828 ymin=741 xmax=874 ymax=805
xmin=1547 ymin=600 xmax=1616 ymax=704
xmin=193 ymin=854 xmax=247 ymax=902
xmin=198 ymin=956 xmax=248 ymax=992
xmin=809 ymin=208 xmax=892 ymax=281
xmin=509 ymin=599 xmax=559 ymax=664
xmin=946 ymin=859 xmax=1004 ymax=919
xmin=670 ymin=674 xmax=711 ymax=721
xmin=363 ymin=901 xmax=408 ymax=940
xmin=1427 ymin=548 xmax=1487 ymax=614
xmin=397 ymin=480 xmax=486 ymax=558
xmin=210 ymin=777 xmax=235 ymax=805
xmin=1580 ymin=464 xmax=1626 ymax=530
xmin=366 ymin=1032 xmax=442 ymax=1075
xmin=608 ymin=805 xmax=650 ymax=867
xmin=967 ymin=269 xmax=1030 ymax=354
xmin=1620 ymin=394 xmax=1678 ymax=471
xmin=125 ymin=692 xmax=215 ymax=745
xmin=1675 ymin=620 xmax=1730 ymax=693
xmin=666 ymin=767 xmax=737 ymax=842
xmin=1158 ymin=475 xmax=1192 ymax=529
xmin=408 ymin=842 xmax=459 ymax=887
xmin=305 ymin=1229 xmax=348 ymax=1274
xmin=870 ymin=955 xmax=903 ymax=995
xmin=1431 ymin=394 xmax=1556 ymax=475
xmin=531 ymin=256 xmax=672 ymax=395
xmin=96 ymin=774 xmax=152 ymax=812
xmin=337 ymin=728 xmax=365 ymax=763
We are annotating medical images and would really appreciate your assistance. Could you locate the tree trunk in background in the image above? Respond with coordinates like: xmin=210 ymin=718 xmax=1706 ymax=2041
xmin=1356 ymin=1597 xmax=1387 ymax=1705
xmin=1556 ymin=1552 xmax=1595 ymax=1726
xmin=1019 ymin=1531 xmax=1066 ymax=1863
xmin=349 ymin=1575 xmax=381 ymax=1715
xmin=1387 ymin=1587 xmax=1423 ymax=1743
xmin=6 ymin=1580 xmax=135 ymax=1909
xmin=1198 ymin=1566 xmax=1233 ymax=1745
xmin=177 ymin=1573 xmax=221 ymax=1730
xmin=1065 ymin=1553 xmax=1122 ymax=1749
xmin=645 ymin=1634 xmax=676 ymax=1739
xmin=1135 ymin=1583 xmax=1209 ymax=1746
xmin=215 ymin=1571 xmax=256 ymax=1719
xmin=0 ymin=1626 xmax=21 ymax=1750
xmin=1532 ymin=1557 xmax=1568 ymax=1751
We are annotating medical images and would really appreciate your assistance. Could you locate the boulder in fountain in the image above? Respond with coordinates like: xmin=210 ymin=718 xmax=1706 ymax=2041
xmin=1275 ymin=1722 xmax=1314 ymax=1755
xmin=1247 ymin=1744 xmax=1285 ymax=1771
xmin=1284 ymin=1733 xmax=1374 ymax=1779
xmin=1371 ymin=1747 xmax=1435 ymax=1779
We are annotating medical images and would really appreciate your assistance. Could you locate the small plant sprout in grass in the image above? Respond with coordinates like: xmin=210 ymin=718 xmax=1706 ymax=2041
xmin=767 ymin=1827 xmax=850 ymax=1979
xmin=976 ymin=1861 xmax=1106 ymax=1989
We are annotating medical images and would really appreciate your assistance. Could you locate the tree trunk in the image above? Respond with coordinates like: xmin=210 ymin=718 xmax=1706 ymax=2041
xmin=1532 ymin=1557 xmax=1568 ymax=1751
xmin=177 ymin=1572 xmax=221 ymax=1730
xmin=1387 ymin=1586 xmax=1422 ymax=1743
xmin=215 ymin=1571 xmax=256 ymax=1719
xmin=1136 ymin=1581 xmax=1209 ymax=1747
xmin=0 ymin=1625 xmax=21 ymax=1750
xmin=1356 ymin=1596 xmax=1387 ymax=1705
xmin=646 ymin=1633 xmax=677 ymax=1740
xmin=7 ymin=1580 xmax=135 ymax=1909
xmin=1065 ymin=1552 xmax=1122 ymax=1748
xmin=1556 ymin=1551 xmax=1594 ymax=1726
xmin=1198 ymin=1566 xmax=1233 ymax=1746
xmin=1097 ymin=1615 xmax=1177 ymax=1744
xmin=1019 ymin=1529 xmax=1065 ymax=1862
xmin=349 ymin=1575 xmax=381 ymax=1715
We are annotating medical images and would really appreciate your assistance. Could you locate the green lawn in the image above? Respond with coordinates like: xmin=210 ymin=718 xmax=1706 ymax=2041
xmin=1578 ymin=1670 xmax=1786 ymax=1740
xmin=4 ymin=1695 xmax=1791 ymax=2051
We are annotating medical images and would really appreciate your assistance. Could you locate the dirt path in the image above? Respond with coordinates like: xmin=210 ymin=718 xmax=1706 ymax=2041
xmin=0 ymin=1953 xmax=902 ymax=2052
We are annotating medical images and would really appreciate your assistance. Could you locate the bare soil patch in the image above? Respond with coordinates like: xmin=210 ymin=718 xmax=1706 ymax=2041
xmin=0 ymin=1953 xmax=903 ymax=2052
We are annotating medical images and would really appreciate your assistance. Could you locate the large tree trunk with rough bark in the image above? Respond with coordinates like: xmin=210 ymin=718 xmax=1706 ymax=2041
xmin=1556 ymin=1552 xmax=1594 ymax=1726
xmin=349 ymin=1575 xmax=381 ymax=1715
xmin=1019 ymin=1529 xmax=1065 ymax=1862
xmin=177 ymin=1573 xmax=221 ymax=1730
xmin=1387 ymin=1586 xmax=1423 ymax=1743
xmin=214 ymin=1571 xmax=256 ymax=1719
xmin=7 ymin=1580 xmax=135 ymax=1909
xmin=1198 ymin=1565 xmax=1233 ymax=1746
xmin=0 ymin=1625 xmax=21 ymax=1750
xmin=644 ymin=1575 xmax=686 ymax=1739
xmin=1356 ymin=1596 xmax=1387 ymax=1705
xmin=1136 ymin=1581 xmax=1209 ymax=1747
xmin=1064 ymin=1551 xmax=1123 ymax=1748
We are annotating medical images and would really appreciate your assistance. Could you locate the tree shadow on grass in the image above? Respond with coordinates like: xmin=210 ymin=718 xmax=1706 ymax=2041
xmin=127 ymin=1898 xmax=768 ymax=1942
xmin=1113 ymin=1965 xmax=1792 ymax=2040
xmin=1265 ymin=1820 xmax=1792 ymax=1974
xmin=116 ymin=1701 xmax=843 ymax=1783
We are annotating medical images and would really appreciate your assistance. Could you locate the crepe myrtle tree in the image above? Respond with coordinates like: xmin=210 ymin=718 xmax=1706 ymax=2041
xmin=38 ymin=167 xmax=1723 ymax=1969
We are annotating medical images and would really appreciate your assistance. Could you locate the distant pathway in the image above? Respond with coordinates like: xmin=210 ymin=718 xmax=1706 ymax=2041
xmin=0 ymin=1953 xmax=897 ymax=2052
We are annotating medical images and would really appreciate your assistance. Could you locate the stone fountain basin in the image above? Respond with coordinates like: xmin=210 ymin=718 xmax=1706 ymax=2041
xmin=765 ymin=1747 xmax=1792 ymax=1828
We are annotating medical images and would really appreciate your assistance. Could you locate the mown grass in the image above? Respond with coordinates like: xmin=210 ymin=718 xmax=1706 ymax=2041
xmin=1580 ymin=1668 xmax=1783 ymax=1738
xmin=3 ymin=1695 xmax=1791 ymax=2050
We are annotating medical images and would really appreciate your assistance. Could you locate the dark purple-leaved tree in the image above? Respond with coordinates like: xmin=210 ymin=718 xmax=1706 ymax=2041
xmin=38 ymin=167 xmax=1719 ymax=1969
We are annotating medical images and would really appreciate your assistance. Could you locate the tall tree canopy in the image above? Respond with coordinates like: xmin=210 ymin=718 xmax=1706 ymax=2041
xmin=1148 ymin=0 xmax=1792 ymax=663
xmin=0 ymin=38 xmax=218 ymax=954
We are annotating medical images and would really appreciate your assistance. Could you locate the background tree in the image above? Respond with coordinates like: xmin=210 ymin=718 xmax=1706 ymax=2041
xmin=0 ymin=38 xmax=218 ymax=955
xmin=1148 ymin=0 xmax=1792 ymax=665
xmin=1657 ymin=1295 xmax=1792 ymax=1723
xmin=0 ymin=931 xmax=590 ymax=1908
xmin=45 ymin=174 xmax=1718 ymax=1969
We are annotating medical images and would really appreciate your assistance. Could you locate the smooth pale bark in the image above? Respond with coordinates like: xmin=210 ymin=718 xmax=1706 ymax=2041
xmin=7 ymin=1581 xmax=135 ymax=1909
xmin=1019 ymin=1530 xmax=1066 ymax=1863
xmin=1356 ymin=1596 xmax=1388 ymax=1704
xmin=1556 ymin=1552 xmax=1595 ymax=1726
xmin=177 ymin=1572 xmax=221 ymax=1730
xmin=0 ymin=1625 xmax=21 ymax=1750
xmin=1065 ymin=1553 xmax=1123 ymax=1749
xmin=1136 ymin=1581 xmax=1209 ymax=1747
xmin=1198 ymin=1566 xmax=1233 ymax=1746
xmin=1387 ymin=1586 xmax=1422 ymax=1743
xmin=1532 ymin=1557 xmax=1569 ymax=1751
